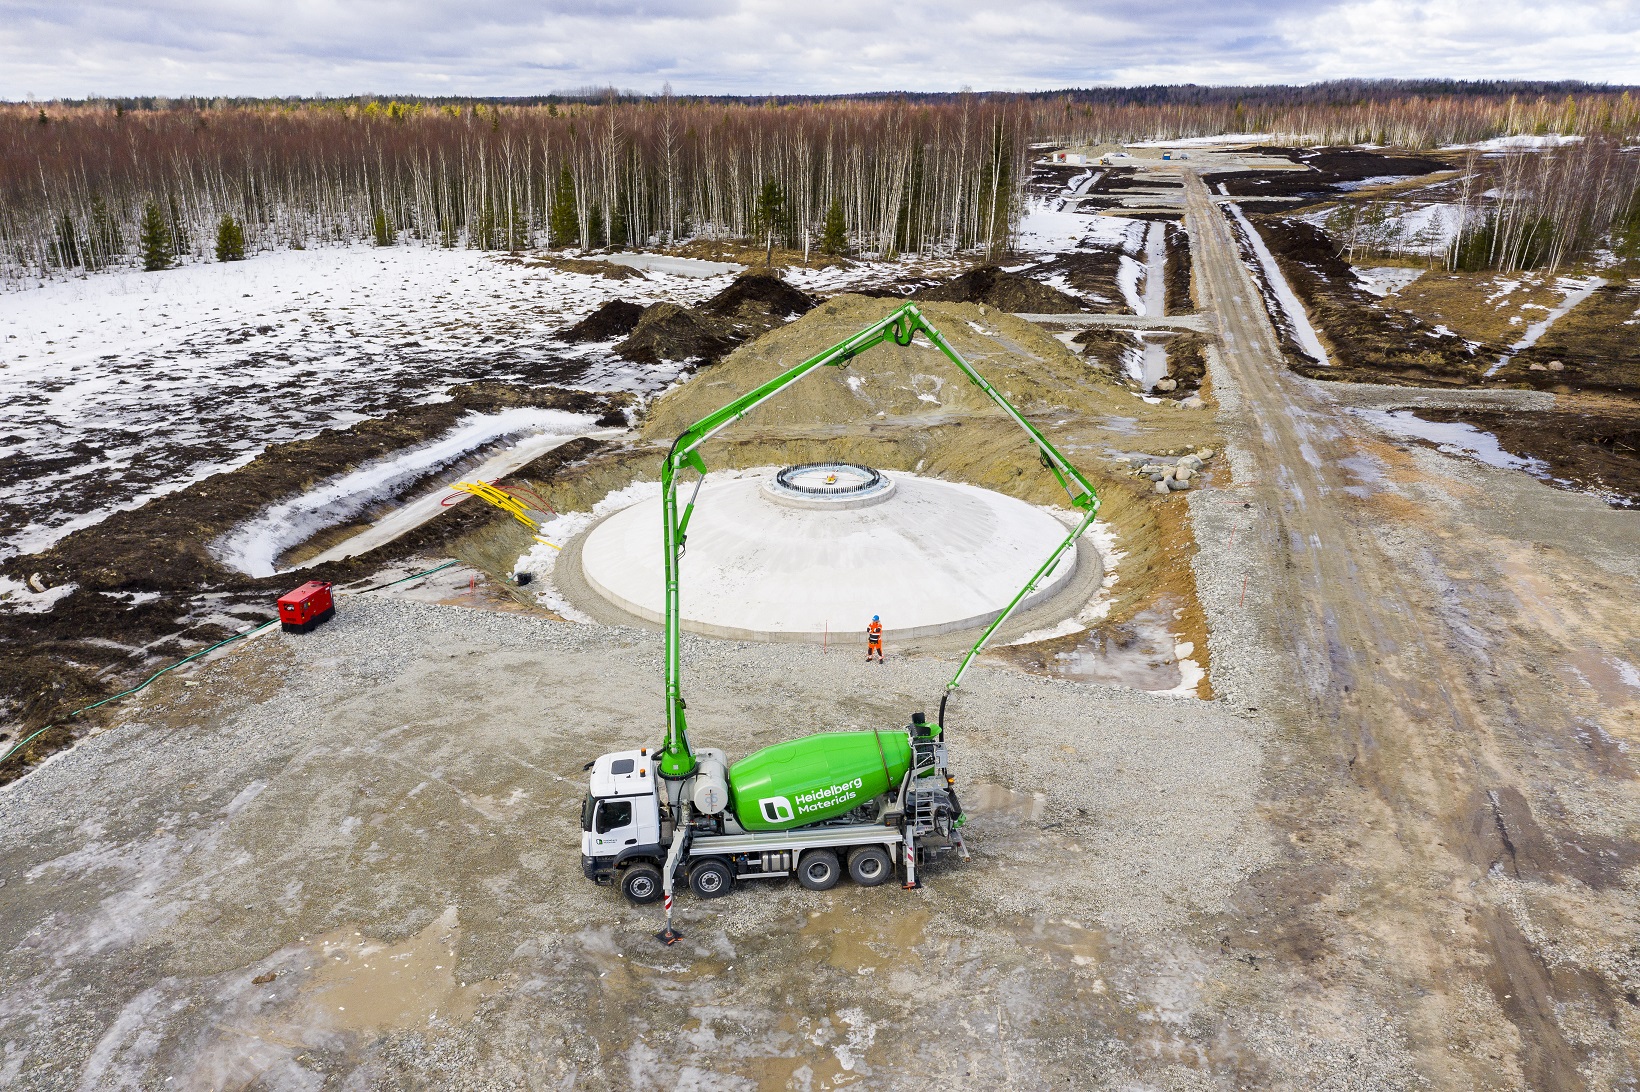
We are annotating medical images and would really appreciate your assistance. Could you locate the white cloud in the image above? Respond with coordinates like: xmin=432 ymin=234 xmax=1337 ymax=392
xmin=0 ymin=0 xmax=1631 ymax=98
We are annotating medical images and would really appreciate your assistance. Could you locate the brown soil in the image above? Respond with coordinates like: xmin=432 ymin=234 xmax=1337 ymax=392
xmin=1165 ymin=223 xmax=1194 ymax=314
xmin=0 ymin=385 xmax=626 ymax=784
xmin=615 ymin=303 xmax=738 ymax=365
xmin=615 ymin=273 xmax=815 ymax=365
xmin=1252 ymin=216 xmax=1488 ymax=385
xmin=1498 ymin=283 xmax=1640 ymax=397
xmin=1070 ymin=327 xmax=1141 ymax=377
xmin=699 ymin=272 xmax=817 ymax=322
xmin=559 ymin=299 xmax=645 ymax=342
xmin=1421 ymin=404 xmax=1640 ymax=506
xmin=913 ymin=265 xmax=1085 ymax=313
xmin=497 ymin=254 xmax=648 ymax=280
xmin=1393 ymin=271 xmax=1566 ymax=344
xmin=1163 ymin=332 xmax=1208 ymax=397
xmin=1018 ymin=251 xmax=1127 ymax=313
xmin=1215 ymin=147 xmax=1452 ymax=207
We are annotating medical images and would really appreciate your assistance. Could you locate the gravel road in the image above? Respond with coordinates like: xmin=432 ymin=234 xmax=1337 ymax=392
xmin=0 ymin=594 xmax=1270 ymax=1089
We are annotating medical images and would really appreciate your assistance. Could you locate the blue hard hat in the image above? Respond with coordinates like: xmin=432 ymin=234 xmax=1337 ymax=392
xmin=873 ymin=615 xmax=879 ymax=621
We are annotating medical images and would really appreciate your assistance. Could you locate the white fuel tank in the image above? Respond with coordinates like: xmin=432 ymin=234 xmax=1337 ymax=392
xmin=691 ymin=749 xmax=730 ymax=814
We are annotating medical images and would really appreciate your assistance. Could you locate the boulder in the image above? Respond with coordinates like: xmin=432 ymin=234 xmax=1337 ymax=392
xmin=1197 ymin=448 xmax=1215 ymax=461
xmin=1154 ymin=377 xmax=1178 ymax=392
xmin=1180 ymin=396 xmax=1205 ymax=410
xmin=1175 ymin=466 xmax=1194 ymax=482
xmin=1178 ymin=455 xmax=1203 ymax=471
xmin=1167 ymin=477 xmax=1191 ymax=491
xmin=1154 ymin=479 xmax=1171 ymax=494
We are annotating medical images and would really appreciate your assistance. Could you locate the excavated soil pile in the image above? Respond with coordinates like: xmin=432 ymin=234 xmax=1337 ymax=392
xmin=1165 ymin=225 xmax=1194 ymax=314
xmin=560 ymin=299 xmax=646 ymax=342
xmin=1163 ymin=333 xmax=1208 ymax=398
xmin=1254 ymin=217 xmax=1485 ymax=385
xmin=700 ymin=272 xmax=816 ymax=322
xmin=615 ymin=273 xmax=815 ymax=365
xmin=915 ymin=265 xmax=1085 ymax=313
xmin=615 ymin=303 xmax=738 ymax=365
xmin=1072 ymin=327 xmax=1142 ymax=376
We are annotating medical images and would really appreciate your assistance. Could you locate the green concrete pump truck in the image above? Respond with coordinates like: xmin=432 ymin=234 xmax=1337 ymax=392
xmin=577 ymin=302 xmax=1100 ymax=942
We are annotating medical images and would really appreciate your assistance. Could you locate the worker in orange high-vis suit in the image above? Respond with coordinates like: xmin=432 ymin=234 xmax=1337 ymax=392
xmin=866 ymin=615 xmax=884 ymax=663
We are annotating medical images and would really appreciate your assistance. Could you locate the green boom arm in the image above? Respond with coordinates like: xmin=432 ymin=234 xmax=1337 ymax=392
xmin=656 ymin=302 xmax=1099 ymax=779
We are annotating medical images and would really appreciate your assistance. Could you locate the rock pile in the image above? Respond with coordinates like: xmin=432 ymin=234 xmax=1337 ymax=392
xmin=1110 ymin=447 xmax=1216 ymax=495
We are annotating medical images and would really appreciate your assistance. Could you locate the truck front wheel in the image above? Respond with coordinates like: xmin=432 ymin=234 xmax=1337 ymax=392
xmin=797 ymin=849 xmax=841 ymax=891
xmin=620 ymin=864 xmax=663 ymax=904
xmin=848 ymin=845 xmax=892 ymax=887
xmin=688 ymin=858 xmax=735 ymax=899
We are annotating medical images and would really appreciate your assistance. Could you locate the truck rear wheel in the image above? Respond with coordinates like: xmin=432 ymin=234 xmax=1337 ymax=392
xmin=620 ymin=864 xmax=663 ymax=904
xmin=797 ymin=849 xmax=841 ymax=891
xmin=688 ymin=858 xmax=734 ymax=899
xmin=848 ymin=845 xmax=892 ymax=887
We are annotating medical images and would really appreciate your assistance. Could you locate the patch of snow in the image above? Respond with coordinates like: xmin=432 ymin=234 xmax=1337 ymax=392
xmin=1443 ymin=134 xmax=1585 ymax=151
xmin=1352 ymin=409 xmax=1550 ymax=475
xmin=0 ymin=575 xmax=78 ymax=614
xmin=1332 ymin=175 xmax=1417 ymax=191
xmin=0 ymin=245 xmax=725 ymax=562
xmin=1116 ymin=255 xmax=1144 ymax=315
xmin=514 ymin=479 xmax=664 ymax=622
xmin=213 ymin=408 xmax=598 ymax=576
xmin=1130 ymin=133 xmax=1286 ymax=147
xmin=1225 ymin=202 xmax=1332 ymax=366
xmin=602 ymin=254 xmax=743 ymax=278
xmin=1354 ymin=266 xmax=1425 ymax=297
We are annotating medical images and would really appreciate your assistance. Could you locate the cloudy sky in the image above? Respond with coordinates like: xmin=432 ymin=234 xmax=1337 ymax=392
xmin=2 ymin=0 xmax=1636 ymax=99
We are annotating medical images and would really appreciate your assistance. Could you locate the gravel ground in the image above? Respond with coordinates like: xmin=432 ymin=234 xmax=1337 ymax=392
xmin=0 ymin=592 xmax=1270 ymax=1089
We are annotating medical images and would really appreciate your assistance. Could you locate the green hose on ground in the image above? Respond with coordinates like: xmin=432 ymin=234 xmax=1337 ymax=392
xmin=0 ymin=558 xmax=463 ymax=771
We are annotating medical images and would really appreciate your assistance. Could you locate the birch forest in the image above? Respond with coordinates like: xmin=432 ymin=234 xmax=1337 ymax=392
xmin=3 ymin=86 xmax=1639 ymax=283
xmin=0 ymin=96 xmax=1025 ymax=283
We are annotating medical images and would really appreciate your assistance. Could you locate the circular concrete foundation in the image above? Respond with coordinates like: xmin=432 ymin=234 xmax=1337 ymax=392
xmin=578 ymin=468 xmax=1083 ymax=642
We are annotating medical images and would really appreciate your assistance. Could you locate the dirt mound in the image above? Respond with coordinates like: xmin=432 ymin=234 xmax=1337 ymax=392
xmin=614 ymin=303 xmax=737 ymax=365
xmin=561 ymin=299 xmax=646 ymax=342
xmin=1420 ymin=407 xmax=1640 ymax=507
xmin=915 ymin=266 xmax=1085 ymax=314
xmin=701 ymin=273 xmax=816 ymax=321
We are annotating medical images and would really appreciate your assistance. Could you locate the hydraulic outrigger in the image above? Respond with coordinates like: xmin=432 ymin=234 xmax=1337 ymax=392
xmin=579 ymin=301 xmax=1101 ymax=940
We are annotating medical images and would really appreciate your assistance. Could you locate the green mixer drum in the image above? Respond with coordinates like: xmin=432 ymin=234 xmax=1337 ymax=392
xmin=729 ymin=730 xmax=912 ymax=832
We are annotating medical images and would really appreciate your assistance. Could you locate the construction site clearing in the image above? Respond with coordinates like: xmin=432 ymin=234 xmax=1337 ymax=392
xmin=1 ymin=139 xmax=1638 ymax=1090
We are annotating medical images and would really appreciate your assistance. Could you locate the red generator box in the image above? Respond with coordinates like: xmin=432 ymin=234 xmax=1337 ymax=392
xmin=277 ymin=581 xmax=334 ymax=634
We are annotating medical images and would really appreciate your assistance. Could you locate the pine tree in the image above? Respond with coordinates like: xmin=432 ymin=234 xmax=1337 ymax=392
xmin=548 ymin=164 xmax=578 ymax=248
xmin=372 ymin=207 xmax=394 ymax=246
xmin=215 ymin=214 xmax=246 ymax=261
xmin=139 ymin=200 xmax=173 ymax=271
xmin=819 ymin=198 xmax=849 ymax=256
xmin=754 ymin=177 xmax=785 ymax=264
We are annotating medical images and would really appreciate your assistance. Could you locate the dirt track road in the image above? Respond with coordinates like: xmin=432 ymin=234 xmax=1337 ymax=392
xmin=1183 ymin=170 xmax=1640 ymax=1086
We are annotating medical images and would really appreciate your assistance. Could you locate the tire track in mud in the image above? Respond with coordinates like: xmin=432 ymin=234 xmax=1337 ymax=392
xmin=1182 ymin=170 xmax=1630 ymax=1086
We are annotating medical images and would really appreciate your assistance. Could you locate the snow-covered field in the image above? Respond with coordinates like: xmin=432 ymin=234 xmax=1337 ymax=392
xmin=0 ymin=246 xmax=732 ymax=561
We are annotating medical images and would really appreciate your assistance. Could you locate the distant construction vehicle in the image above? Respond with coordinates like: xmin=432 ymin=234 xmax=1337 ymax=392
xmin=575 ymin=302 xmax=1100 ymax=941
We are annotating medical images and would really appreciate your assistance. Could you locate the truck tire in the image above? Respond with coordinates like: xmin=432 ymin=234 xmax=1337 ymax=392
xmin=620 ymin=864 xmax=663 ymax=905
xmin=848 ymin=845 xmax=892 ymax=887
xmin=796 ymin=849 xmax=841 ymax=891
xmin=688 ymin=858 xmax=734 ymax=899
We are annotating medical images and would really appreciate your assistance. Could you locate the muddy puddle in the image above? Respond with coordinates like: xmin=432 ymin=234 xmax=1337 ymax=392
xmin=962 ymin=781 xmax=1048 ymax=822
xmin=1046 ymin=602 xmax=1193 ymax=691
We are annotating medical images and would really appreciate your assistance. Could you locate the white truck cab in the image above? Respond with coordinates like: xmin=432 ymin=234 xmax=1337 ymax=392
xmin=580 ymin=749 xmax=664 ymax=865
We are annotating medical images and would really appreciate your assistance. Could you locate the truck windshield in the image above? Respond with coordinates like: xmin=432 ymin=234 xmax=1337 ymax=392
xmin=580 ymin=794 xmax=595 ymax=833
